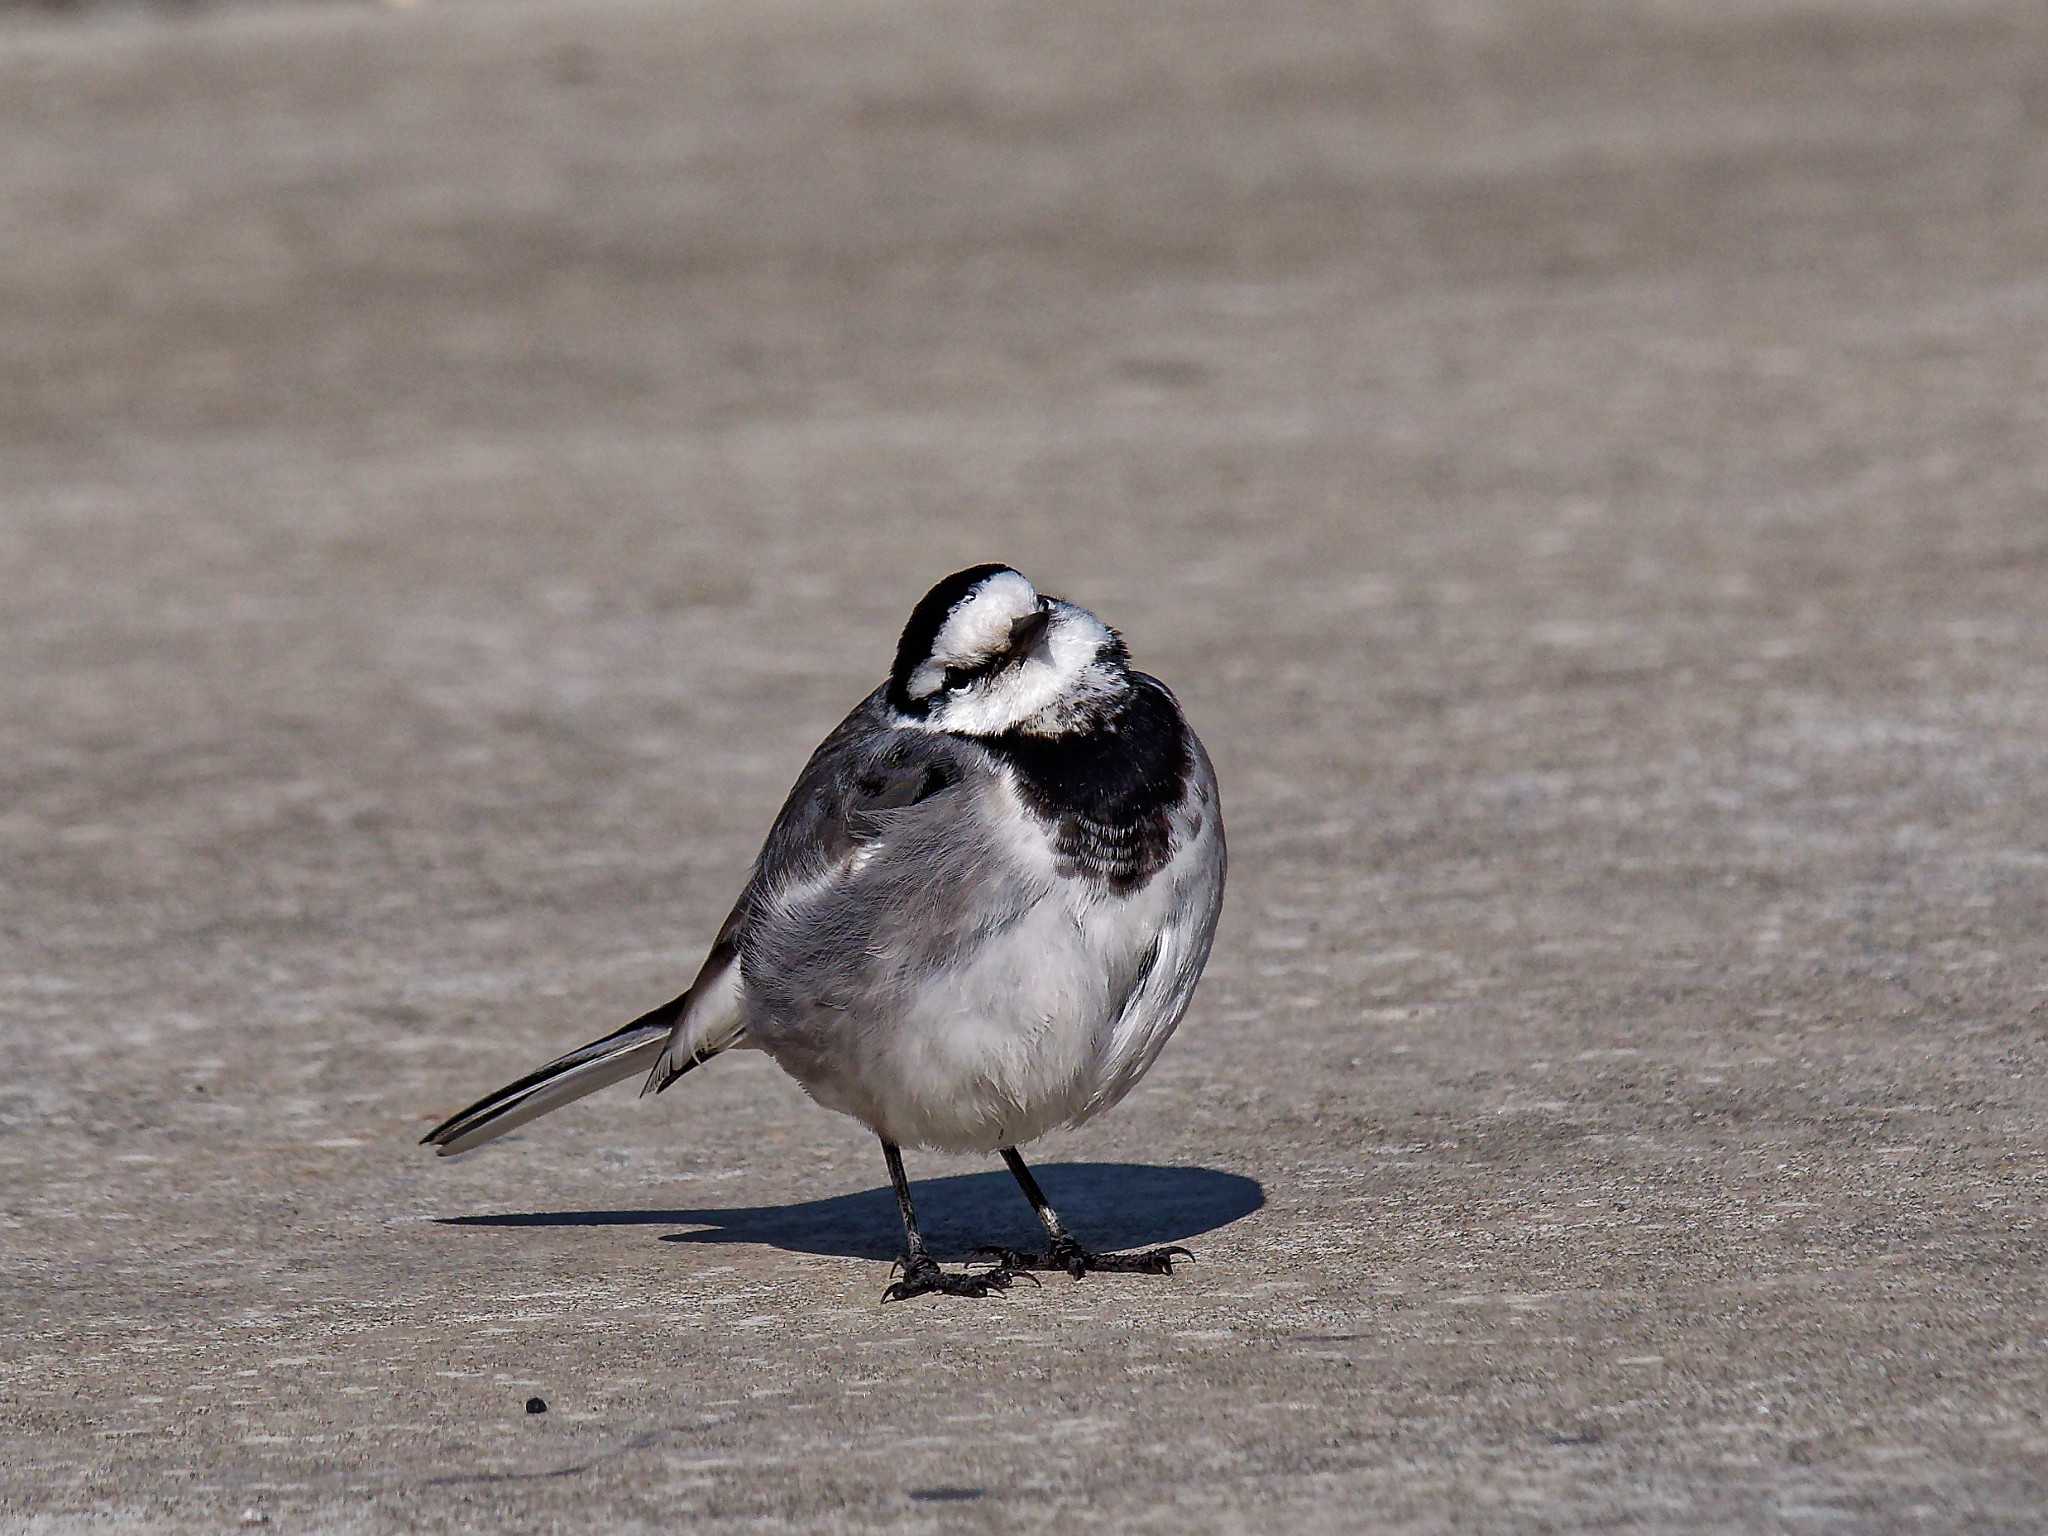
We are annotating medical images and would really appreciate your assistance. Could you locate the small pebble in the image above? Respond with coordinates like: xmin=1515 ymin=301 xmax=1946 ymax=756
xmin=526 ymin=1396 xmax=548 ymax=1415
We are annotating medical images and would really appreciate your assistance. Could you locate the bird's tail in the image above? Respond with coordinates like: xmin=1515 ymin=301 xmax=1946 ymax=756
xmin=420 ymin=991 xmax=714 ymax=1157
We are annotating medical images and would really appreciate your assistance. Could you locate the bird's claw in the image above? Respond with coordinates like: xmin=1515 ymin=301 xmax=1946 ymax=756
xmin=881 ymin=1255 xmax=1027 ymax=1302
xmin=971 ymin=1241 xmax=1194 ymax=1278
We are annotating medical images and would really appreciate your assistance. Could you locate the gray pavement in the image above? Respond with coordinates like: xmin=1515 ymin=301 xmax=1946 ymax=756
xmin=4 ymin=0 xmax=2048 ymax=1529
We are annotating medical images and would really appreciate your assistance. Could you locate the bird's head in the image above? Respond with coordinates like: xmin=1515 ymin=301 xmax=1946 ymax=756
xmin=887 ymin=564 xmax=1131 ymax=738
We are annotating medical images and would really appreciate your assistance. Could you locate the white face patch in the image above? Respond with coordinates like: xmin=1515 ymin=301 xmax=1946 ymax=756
xmin=905 ymin=570 xmax=1043 ymax=702
xmin=912 ymin=599 xmax=1127 ymax=738
xmin=934 ymin=572 xmax=1038 ymax=664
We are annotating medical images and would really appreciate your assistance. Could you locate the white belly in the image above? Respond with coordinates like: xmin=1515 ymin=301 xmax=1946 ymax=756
xmin=852 ymin=781 xmax=1225 ymax=1153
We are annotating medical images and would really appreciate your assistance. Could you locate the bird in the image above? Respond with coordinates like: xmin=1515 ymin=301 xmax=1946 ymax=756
xmin=421 ymin=563 xmax=1226 ymax=1300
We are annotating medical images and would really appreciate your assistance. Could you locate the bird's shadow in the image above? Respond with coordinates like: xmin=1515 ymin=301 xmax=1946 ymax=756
xmin=439 ymin=1162 xmax=1263 ymax=1261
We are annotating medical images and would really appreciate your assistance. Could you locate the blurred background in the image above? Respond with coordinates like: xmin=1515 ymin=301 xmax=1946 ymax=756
xmin=3 ymin=0 xmax=2046 ymax=1528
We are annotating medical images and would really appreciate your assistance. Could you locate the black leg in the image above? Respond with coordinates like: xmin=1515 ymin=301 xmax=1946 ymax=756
xmin=979 ymin=1147 xmax=1194 ymax=1279
xmin=878 ymin=1141 xmax=1027 ymax=1302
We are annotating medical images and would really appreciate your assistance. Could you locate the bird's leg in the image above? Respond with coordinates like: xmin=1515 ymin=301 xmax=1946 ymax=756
xmin=878 ymin=1141 xmax=1026 ymax=1302
xmin=977 ymin=1147 xmax=1194 ymax=1278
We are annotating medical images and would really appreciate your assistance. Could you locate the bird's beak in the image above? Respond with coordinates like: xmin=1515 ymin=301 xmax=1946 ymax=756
xmin=1005 ymin=605 xmax=1053 ymax=659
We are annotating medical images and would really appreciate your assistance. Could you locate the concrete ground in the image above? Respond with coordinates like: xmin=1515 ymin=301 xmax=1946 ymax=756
xmin=4 ymin=0 xmax=2047 ymax=1529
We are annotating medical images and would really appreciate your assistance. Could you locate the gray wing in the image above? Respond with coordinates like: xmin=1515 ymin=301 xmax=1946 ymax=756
xmin=731 ymin=687 xmax=1042 ymax=1039
xmin=741 ymin=686 xmax=976 ymax=904
xmin=645 ymin=686 xmax=1018 ymax=1093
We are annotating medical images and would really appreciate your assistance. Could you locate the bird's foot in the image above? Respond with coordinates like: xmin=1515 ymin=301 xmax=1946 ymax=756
xmin=881 ymin=1253 xmax=1036 ymax=1303
xmin=974 ymin=1239 xmax=1193 ymax=1279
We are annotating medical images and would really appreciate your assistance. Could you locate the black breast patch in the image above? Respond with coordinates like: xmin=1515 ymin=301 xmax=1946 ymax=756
xmin=984 ymin=678 xmax=1191 ymax=895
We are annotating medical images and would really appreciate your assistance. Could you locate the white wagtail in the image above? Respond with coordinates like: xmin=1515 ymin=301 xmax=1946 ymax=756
xmin=422 ymin=564 xmax=1226 ymax=1300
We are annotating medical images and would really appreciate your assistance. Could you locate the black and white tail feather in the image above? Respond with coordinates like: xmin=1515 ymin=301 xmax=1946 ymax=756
xmin=422 ymin=904 xmax=747 ymax=1155
xmin=419 ymin=992 xmax=726 ymax=1156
